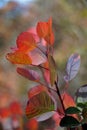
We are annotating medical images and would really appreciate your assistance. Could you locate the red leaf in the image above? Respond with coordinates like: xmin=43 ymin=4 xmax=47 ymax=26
xmin=16 ymin=32 xmax=36 ymax=51
xmin=37 ymin=21 xmax=48 ymax=38
xmin=53 ymin=112 xmax=62 ymax=126
xmin=10 ymin=101 xmax=23 ymax=115
xmin=36 ymin=18 xmax=54 ymax=45
xmin=44 ymin=31 xmax=54 ymax=45
xmin=62 ymin=92 xmax=78 ymax=119
xmin=62 ymin=92 xmax=76 ymax=108
xmin=28 ymin=85 xmax=47 ymax=99
xmin=27 ymin=27 xmax=47 ymax=46
xmin=0 ymin=107 xmax=11 ymax=118
xmin=26 ymin=118 xmax=38 ymax=130
xmin=17 ymin=67 xmax=40 ymax=82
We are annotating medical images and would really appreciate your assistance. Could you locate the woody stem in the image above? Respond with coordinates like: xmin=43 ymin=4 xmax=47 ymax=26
xmin=55 ymin=81 xmax=66 ymax=114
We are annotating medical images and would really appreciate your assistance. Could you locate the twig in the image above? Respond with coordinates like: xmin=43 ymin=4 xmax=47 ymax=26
xmin=55 ymin=81 xmax=66 ymax=114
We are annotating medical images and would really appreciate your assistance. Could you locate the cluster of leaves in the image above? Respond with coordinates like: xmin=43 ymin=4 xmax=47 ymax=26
xmin=6 ymin=18 xmax=87 ymax=129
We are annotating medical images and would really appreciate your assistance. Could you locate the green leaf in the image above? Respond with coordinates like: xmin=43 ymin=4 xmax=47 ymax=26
xmin=48 ymin=54 xmax=57 ymax=86
xmin=60 ymin=116 xmax=80 ymax=127
xmin=77 ymin=103 xmax=85 ymax=108
xmin=26 ymin=91 xmax=56 ymax=120
xmin=65 ymin=106 xmax=81 ymax=114
xmin=81 ymin=119 xmax=87 ymax=125
xmin=84 ymin=102 xmax=87 ymax=107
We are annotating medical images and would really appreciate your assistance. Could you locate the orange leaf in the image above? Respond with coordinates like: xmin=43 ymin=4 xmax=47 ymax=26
xmin=16 ymin=32 xmax=36 ymax=52
xmin=6 ymin=46 xmax=47 ymax=65
xmin=6 ymin=51 xmax=32 ymax=65
xmin=43 ymin=61 xmax=50 ymax=83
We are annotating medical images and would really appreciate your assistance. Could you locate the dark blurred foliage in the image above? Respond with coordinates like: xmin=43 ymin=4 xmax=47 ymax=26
xmin=0 ymin=0 xmax=87 ymax=129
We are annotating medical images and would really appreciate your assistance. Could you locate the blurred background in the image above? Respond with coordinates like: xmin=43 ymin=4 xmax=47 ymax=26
xmin=0 ymin=0 xmax=87 ymax=129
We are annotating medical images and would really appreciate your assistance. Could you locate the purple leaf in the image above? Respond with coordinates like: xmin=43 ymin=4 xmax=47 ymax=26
xmin=37 ymin=43 xmax=47 ymax=54
xmin=17 ymin=67 xmax=40 ymax=82
xmin=75 ymin=84 xmax=87 ymax=102
xmin=29 ymin=47 xmax=47 ymax=65
xmin=64 ymin=53 xmax=80 ymax=82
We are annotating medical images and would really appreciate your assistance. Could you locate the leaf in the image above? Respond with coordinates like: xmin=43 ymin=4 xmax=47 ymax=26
xmin=17 ymin=67 xmax=40 ymax=82
xmin=52 ymin=112 xmax=62 ymax=126
xmin=65 ymin=107 xmax=81 ymax=114
xmin=44 ymin=68 xmax=50 ymax=84
xmin=27 ymin=27 xmax=47 ymax=46
xmin=77 ymin=103 xmax=85 ymax=108
xmin=6 ymin=51 xmax=32 ymax=65
xmin=37 ymin=43 xmax=47 ymax=54
xmin=16 ymin=32 xmax=36 ymax=51
xmin=28 ymin=85 xmax=47 ymax=99
xmin=62 ymin=92 xmax=76 ymax=109
xmin=27 ymin=85 xmax=57 ymax=121
xmin=64 ymin=53 xmax=80 ymax=82
xmin=27 ymin=27 xmax=40 ymax=43
xmin=43 ymin=61 xmax=50 ymax=83
xmin=10 ymin=101 xmax=23 ymax=115
xmin=26 ymin=118 xmax=38 ymax=130
xmin=44 ymin=31 xmax=54 ymax=45
xmin=60 ymin=116 xmax=80 ymax=127
xmin=0 ymin=108 xmax=11 ymax=118
xmin=26 ymin=90 xmax=57 ymax=121
xmin=29 ymin=47 xmax=47 ymax=65
xmin=75 ymin=84 xmax=87 ymax=103
xmin=36 ymin=21 xmax=49 ymax=38
xmin=36 ymin=18 xmax=54 ymax=45
xmin=48 ymin=54 xmax=57 ymax=86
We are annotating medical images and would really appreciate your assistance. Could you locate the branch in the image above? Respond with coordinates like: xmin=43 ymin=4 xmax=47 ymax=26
xmin=55 ymin=81 xmax=66 ymax=114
